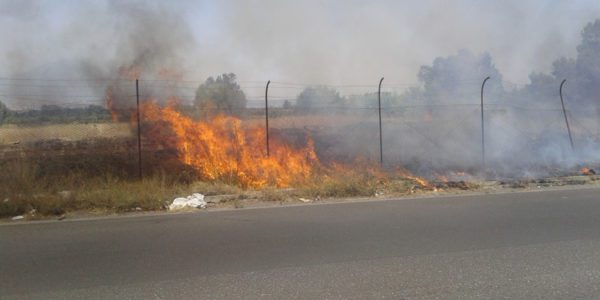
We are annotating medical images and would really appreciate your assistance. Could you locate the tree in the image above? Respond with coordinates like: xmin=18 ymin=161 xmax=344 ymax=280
xmin=522 ymin=18 xmax=600 ymax=109
xmin=573 ymin=19 xmax=600 ymax=106
xmin=194 ymin=73 xmax=247 ymax=117
xmin=516 ymin=72 xmax=559 ymax=104
xmin=295 ymin=86 xmax=344 ymax=113
xmin=415 ymin=49 xmax=504 ymax=104
xmin=0 ymin=101 xmax=9 ymax=124
xmin=282 ymin=100 xmax=293 ymax=109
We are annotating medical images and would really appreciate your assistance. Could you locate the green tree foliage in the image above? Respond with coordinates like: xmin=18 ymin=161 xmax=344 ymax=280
xmin=523 ymin=19 xmax=600 ymax=109
xmin=413 ymin=49 xmax=504 ymax=104
xmin=194 ymin=73 xmax=247 ymax=117
xmin=295 ymin=86 xmax=344 ymax=113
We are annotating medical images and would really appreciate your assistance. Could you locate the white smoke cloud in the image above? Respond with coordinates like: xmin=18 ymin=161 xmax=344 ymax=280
xmin=1 ymin=0 xmax=600 ymax=87
xmin=1 ymin=0 xmax=599 ymax=177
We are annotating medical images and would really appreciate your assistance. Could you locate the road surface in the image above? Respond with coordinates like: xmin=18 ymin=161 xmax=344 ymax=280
xmin=2 ymin=187 xmax=600 ymax=299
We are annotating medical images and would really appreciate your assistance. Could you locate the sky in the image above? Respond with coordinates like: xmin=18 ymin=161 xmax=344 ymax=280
xmin=1 ymin=0 xmax=600 ymax=105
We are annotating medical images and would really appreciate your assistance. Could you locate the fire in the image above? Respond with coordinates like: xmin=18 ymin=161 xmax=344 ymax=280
xmin=581 ymin=167 xmax=596 ymax=175
xmin=408 ymin=175 xmax=430 ymax=188
xmin=140 ymin=101 xmax=319 ymax=188
xmin=104 ymin=64 xmax=141 ymax=122
xmin=104 ymin=88 xmax=119 ymax=122
xmin=434 ymin=174 xmax=449 ymax=183
xmin=393 ymin=168 xmax=431 ymax=188
xmin=102 ymin=69 xmax=433 ymax=190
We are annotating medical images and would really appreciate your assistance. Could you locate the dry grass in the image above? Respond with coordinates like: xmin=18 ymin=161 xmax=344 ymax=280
xmin=0 ymin=116 xmax=454 ymax=218
xmin=260 ymin=188 xmax=291 ymax=202
xmin=0 ymin=163 xmax=166 ymax=217
xmin=299 ymin=172 xmax=411 ymax=199
xmin=0 ymin=159 xmax=244 ymax=218
xmin=0 ymin=155 xmax=420 ymax=218
xmin=0 ymin=123 xmax=131 ymax=145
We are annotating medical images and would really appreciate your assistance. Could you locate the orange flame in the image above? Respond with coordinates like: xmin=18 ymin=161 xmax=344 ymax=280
xmin=393 ymin=168 xmax=431 ymax=188
xmin=581 ymin=167 xmax=596 ymax=175
xmin=434 ymin=174 xmax=449 ymax=183
xmin=407 ymin=175 xmax=430 ymax=187
xmin=104 ymin=88 xmax=119 ymax=122
xmin=140 ymin=101 xmax=318 ymax=188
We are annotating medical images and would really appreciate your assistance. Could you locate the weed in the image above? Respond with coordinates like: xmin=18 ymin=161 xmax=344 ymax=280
xmin=260 ymin=188 xmax=289 ymax=202
xmin=233 ymin=199 xmax=244 ymax=209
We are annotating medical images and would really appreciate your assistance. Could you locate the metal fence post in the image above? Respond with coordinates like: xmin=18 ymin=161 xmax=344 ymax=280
xmin=265 ymin=80 xmax=270 ymax=157
xmin=481 ymin=76 xmax=490 ymax=173
xmin=378 ymin=77 xmax=384 ymax=166
xmin=559 ymin=79 xmax=574 ymax=151
xmin=136 ymin=79 xmax=142 ymax=179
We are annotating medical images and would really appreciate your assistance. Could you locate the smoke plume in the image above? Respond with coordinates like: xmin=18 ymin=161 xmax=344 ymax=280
xmin=1 ymin=0 xmax=600 ymax=178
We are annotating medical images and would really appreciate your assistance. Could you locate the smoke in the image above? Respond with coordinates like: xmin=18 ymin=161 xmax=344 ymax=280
xmin=0 ymin=0 xmax=196 ymax=109
xmin=2 ymin=1 xmax=600 ymax=100
xmin=1 ymin=0 xmax=600 ymax=177
xmin=217 ymin=0 xmax=600 ymax=87
xmin=313 ymin=47 xmax=600 ymax=178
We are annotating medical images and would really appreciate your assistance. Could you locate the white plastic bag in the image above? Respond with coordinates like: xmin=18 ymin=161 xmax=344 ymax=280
xmin=169 ymin=193 xmax=206 ymax=210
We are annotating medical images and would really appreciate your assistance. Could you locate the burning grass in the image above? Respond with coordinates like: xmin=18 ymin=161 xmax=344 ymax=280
xmin=0 ymin=101 xmax=474 ymax=219
xmin=0 ymin=102 xmax=539 ymax=219
xmin=4 ymin=133 xmax=594 ymax=219
xmin=0 ymin=148 xmax=432 ymax=218
xmin=137 ymin=101 xmax=446 ymax=194
xmin=0 ymin=139 xmax=242 ymax=218
xmin=140 ymin=101 xmax=318 ymax=188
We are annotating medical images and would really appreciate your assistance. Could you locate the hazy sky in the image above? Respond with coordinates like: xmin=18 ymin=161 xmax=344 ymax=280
xmin=1 ymin=0 xmax=600 ymax=102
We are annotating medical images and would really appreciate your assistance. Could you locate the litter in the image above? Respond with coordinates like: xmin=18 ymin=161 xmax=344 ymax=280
xmin=169 ymin=193 xmax=207 ymax=210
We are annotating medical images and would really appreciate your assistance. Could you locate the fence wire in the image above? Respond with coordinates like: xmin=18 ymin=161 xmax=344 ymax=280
xmin=0 ymin=78 xmax=598 ymax=180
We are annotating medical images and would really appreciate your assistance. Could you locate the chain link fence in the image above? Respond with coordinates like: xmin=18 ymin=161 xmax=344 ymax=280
xmin=1 ymin=78 xmax=598 ymax=182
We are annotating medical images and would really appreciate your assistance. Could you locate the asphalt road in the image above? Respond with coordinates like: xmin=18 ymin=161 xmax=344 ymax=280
xmin=3 ymin=187 xmax=600 ymax=299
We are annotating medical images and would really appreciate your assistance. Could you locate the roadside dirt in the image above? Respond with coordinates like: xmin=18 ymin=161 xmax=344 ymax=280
xmin=3 ymin=174 xmax=599 ymax=224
